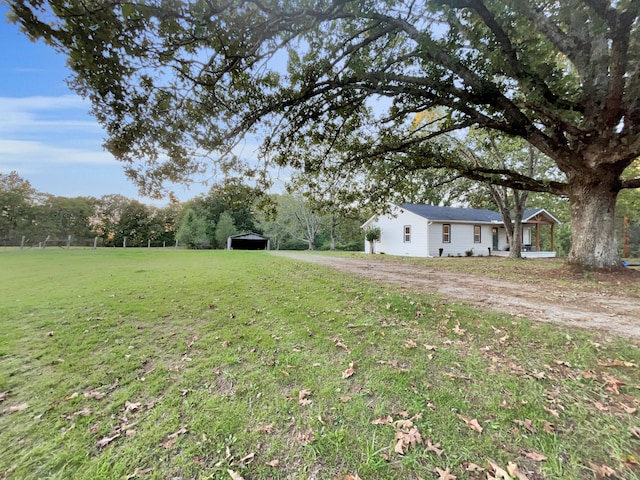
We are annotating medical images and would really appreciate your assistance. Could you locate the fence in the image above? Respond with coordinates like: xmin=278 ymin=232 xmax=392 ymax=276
xmin=1 ymin=234 xmax=180 ymax=250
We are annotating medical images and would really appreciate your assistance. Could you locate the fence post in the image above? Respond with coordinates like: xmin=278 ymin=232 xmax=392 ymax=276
xmin=93 ymin=237 xmax=98 ymax=249
xmin=163 ymin=241 xmax=166 ymax=248
xmin=148 ymin=239 xmax=151 ymax=249
xmin=67 ymin=235 xmax=72 ymax=249
xmin=175 ymin=239 xmax=178 ymax=249
xmin=20 ymin=236 xmax=25 ymax=250
xmin=123 ymin=236 xmax=127 ymax=248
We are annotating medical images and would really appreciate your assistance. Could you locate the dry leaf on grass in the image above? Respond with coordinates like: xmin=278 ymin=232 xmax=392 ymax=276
xmin=587 ymin=462 xmax=618 ymax=478
xmin=125 ymin=467 xmax=153 ymax=479
xmin=160 ymin=425 xmax=188 ymax=449
xmin=603 ymin=374 xmax=626 ymax=394
xmin=393 ymin=422 xmax=422 ymax=455
xmin=257 ymin=423 xmax=274 ymax=434
xmin=333 ymin=338 xmax=351 ymax=353
xmin=227 ymin=469 xmax=245 ymax=480
xmin=342 ymin=362 xmax=355 ymax=379
xmin=96 ymin=432 xmax=121 ymax=449
xmin=543 ymin=406 xmax=560 ymax=418
xmin=487 ymin=460 xmax=511 ymax=480
xmin=298 ymin=389 xmax=312 ymax=406
xmin=371 ymin=416 xmax=393 ymax=425
xmin=1 ymin=403 xmax=28 ymax=415
xmin=598 ymin=359 xmax=637 ymax=367
xmin=434 ymin=467 xmax=457 ymax=479
xmin=507 ymin=462 xmax=530 ymax=480
xmin=463 ymin=462 xmax=484 ymax=472
xmin=124 ymin=401 xmax=141 ymax=413
xmin=457 ymin=414 xmax=483 ymax=433
xmin=425 ymin=439 xmax=443 ymax=456
xmin=405 ymin=339 xmax=418 ymax=349
xmin=523 ymin=451 xmax=547 ymax=462
xmin=266 ymin=459 xmax=279 ymax=467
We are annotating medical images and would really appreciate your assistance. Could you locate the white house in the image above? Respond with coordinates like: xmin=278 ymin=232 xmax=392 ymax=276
xmin=362 ymin=204 xmax=560 ymax=258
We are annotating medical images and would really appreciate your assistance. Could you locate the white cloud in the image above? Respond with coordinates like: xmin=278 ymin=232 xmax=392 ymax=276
xmin=0 ymin=139 xmax=118 ymax=168
xmin=0 ymin=95 xmax=88 ymax=111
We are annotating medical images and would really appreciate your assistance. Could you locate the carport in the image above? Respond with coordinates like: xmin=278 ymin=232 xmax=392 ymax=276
xmin=227 ymin=233 xmax=270 ymax=250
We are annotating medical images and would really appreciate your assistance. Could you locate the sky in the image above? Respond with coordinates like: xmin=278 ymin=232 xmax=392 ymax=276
xmin=0 ymin=6 xmax=219 ymax=205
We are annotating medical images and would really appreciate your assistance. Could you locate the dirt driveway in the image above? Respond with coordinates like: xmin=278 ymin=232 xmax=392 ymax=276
xmin=271 ymin=252 xmax=640 ymax=340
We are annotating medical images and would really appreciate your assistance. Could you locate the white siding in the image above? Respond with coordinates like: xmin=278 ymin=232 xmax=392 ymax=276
xmin=364 ymin=207 xmax=431 ymax=256
xmin=428 ymin=222 xmax=494 ymax=257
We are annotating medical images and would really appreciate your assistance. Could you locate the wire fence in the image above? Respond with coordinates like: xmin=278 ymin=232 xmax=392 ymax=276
xmin=1 ymin=234 xmax=180 ymax=250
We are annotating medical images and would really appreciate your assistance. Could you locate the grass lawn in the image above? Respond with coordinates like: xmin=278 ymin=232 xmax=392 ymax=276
xmin=1 ymin=248 xmax=639 ymax=479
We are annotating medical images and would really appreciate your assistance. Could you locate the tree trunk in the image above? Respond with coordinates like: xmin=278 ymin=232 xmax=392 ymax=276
xmin=567 ymin=175 xmax=620 ymax=269
xmin=508 ymin=215 xmax=523 ymax=259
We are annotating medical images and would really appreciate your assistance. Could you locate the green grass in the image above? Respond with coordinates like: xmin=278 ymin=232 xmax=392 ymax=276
xmin=1 ymin=248 xmax=639 ymax=479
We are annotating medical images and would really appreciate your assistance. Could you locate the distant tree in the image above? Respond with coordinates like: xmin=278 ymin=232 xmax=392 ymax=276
xmin=115 ymin=200 xmax=153 ymax=247
xmin=176 ymin=209 xmax=210 ymax=249
xmin=0 ymin=171 xmax=36 ymax=244
xmin=31 ymin=195 xmax=97 ymax=243
xmin=214 ymin=211 xmax=238 ymax=249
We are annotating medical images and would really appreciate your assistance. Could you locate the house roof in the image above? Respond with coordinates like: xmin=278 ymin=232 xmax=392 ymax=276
xmin=401 ymin=204 xmax=503 ymax=223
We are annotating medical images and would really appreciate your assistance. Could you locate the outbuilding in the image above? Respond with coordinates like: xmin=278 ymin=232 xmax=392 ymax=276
xmin=226 ymin=232 xmax=270 ymax=250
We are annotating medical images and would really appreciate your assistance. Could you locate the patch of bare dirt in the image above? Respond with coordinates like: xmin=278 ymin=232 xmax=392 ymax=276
xmin=271 ymin=252 xmax=640 ymax=340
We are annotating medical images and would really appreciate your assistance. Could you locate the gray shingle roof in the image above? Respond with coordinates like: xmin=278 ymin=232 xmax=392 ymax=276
xmin=401 ymin=204 xmax=503 ymax=223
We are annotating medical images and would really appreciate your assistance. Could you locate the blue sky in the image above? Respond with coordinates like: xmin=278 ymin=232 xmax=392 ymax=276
xmin=0 ymin=7 xmax=213 ymax=204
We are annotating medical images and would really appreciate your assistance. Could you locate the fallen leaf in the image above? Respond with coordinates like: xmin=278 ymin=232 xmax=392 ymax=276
xmin=434 ymin=467 xmax=457 ymax=480
xmin=463 ymin=462 xmax=484 ymax=472
xmin=339 ymin=396 xmax=352 ymax=403
xmin=84 ymin=390 xmax=106 ymax=400
xmin=630 ymin=426 xmax=640 ymax=439
xmin=298 ymin=389 xmax=312 ymax=406
xmin=342 ymin=362 xmax=356 ymax=379
xmin=0 ymin=392 xmax=7 ymax=402
xmin=239 ymin=452 xmax=255 ymax=465
xmin=587 ymin=462 xmax=618 ymax=478
xmin=257 ymin=424 xmax=274 ymax=434
xmin=394 ymin=425 xmax=422 ymax=454
xmin=1 ymin=403 xmax=28 ymax=415
xmin=457 ymin=414 xmax=483 ymax=433
xmin=602 ymin=374 xmax=625 ymax=395
xmin=507 ymin=462 xmax=530 ymax=480
xmin=594 ymin=401 xmax=609 ymax=412
xmin=125 ymin=467 xmax=153 ymax=479
xmin=266 ymin=459 xmax=279 ymax=467
xmin=453 ymin=323 xmax=466 ymax=335
xmin=542 ymin=421 xmax=555 ymax=434
xmin=543 ymin=406 xmax=560 ymax=418
xmin=487 ymin=460 xmax=511 ymax=480
xmin=296 ymin=429 xmax=314 ymax=444
xmin=523 ymin=451 xmax=547 ymax=462
xmin=96 ymin=432 xmax=121 ymax=448
xmin=227 ymin=469 xmax=245 ymax=480
xmin=371 ymin=416 xmax=393 ymax=425
xmin=425 ymin=439 xmax=443 ymax=456
xmin=598 ymin=359 xmax=637 ymax=368
xmin=124 ymin=400 xmax=142 ymax=413
xmin=405 ymin=339 xmax=418 ymax=349
xmin=333 ymin=337 xmax=351 ymax=353
xmin=344 ymin=475 xmax=362 ymax=480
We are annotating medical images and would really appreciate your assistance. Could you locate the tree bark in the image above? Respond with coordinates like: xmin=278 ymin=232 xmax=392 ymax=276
xmin=567 ymin=174 xmax=620 ymax=269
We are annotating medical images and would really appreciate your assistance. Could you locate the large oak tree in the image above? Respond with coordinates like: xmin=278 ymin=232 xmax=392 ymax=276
xmin=8 ymin=0 xmax=640 ymax=269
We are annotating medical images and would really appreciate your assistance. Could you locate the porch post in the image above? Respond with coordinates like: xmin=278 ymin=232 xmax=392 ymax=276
xmin=551 ymin=223 xmax=555 ymax=251
xmin=535 ymin=224 xmax=540 ymax=252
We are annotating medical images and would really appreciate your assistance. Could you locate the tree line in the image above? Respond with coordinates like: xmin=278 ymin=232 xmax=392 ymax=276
xmin=0 ymin=172 xmax=366 ymax=250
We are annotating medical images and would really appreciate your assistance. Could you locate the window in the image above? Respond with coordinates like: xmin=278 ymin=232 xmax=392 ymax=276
xmin=442 ymin=224 xmax=451 ymax=243
xmin=474 ymin=225 xmax=481 ymax=243
xmin=403 ymin=225 xmax=411 ymax=243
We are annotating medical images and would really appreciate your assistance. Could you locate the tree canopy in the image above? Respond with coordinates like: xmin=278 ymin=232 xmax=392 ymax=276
xmin=8 ymin=0 xmax=640 ymax=268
